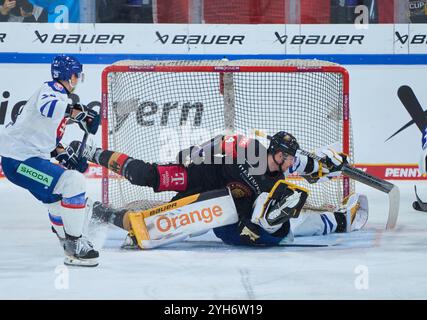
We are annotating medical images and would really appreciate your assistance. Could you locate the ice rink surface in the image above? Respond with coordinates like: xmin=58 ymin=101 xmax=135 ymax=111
xmin=1 ymin=178 xmax=427 ymax=300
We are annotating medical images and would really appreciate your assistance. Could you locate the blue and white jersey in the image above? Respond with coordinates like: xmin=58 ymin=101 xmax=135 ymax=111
xmin=0 ymin=81 xmax=70 ymax=161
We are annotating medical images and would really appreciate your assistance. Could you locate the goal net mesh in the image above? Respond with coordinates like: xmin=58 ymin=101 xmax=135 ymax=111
xmin=102 ymin=59 xmax=354 ymax=211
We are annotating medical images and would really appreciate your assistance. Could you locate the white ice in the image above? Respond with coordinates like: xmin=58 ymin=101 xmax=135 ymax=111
xmin=1 ymin=179 xmax=427 ymax=300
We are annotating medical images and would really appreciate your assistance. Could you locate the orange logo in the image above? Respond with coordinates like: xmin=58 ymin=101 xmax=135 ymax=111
xmin=155 ymin=205 xmax=223 ymax=233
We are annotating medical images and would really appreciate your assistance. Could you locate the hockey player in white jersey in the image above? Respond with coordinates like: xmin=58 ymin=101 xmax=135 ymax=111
xmin=0 ymin=55 xmax=100 ymax=267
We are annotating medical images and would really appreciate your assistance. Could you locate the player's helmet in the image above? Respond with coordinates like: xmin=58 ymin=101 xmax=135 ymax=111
xmin=51 ymin=55 xmax=83 ymax=81
xmin=268 ymin=131 xmax=300 ymax=156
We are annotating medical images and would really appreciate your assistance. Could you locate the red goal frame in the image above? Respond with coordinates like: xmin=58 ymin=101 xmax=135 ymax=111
xmin=101 ymin=64 xmax=350 ymax=205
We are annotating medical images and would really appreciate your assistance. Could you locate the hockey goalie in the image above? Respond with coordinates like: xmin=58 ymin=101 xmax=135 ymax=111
xmin=67 ymin=132 xmax=369 ymax=249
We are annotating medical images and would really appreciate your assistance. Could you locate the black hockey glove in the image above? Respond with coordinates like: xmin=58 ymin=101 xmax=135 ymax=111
xmin=55 ymin=141 xmax=89 ymax=173
xmin=68 ymin=104 xmax=100 ymax=135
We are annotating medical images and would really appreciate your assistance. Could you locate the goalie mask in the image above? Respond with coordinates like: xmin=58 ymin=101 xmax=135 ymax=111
xmin=251 ymin=180 xmax=309 ymax=232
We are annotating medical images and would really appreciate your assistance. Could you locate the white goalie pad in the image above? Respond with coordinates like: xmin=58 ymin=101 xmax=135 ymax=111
xmin=128 ymin=188 xmax=238 ymax=249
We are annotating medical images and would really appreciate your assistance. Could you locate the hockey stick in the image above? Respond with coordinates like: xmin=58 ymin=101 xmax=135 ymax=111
xmin=397 ymin=85 xmax=427 ymax=133
xmin=255 ymin=130 xmax=400 ymax=230
xmin=77 ymin=131 xmax=89 ymax=160
xmin=413 ymin=185 xmax=427 ymax=212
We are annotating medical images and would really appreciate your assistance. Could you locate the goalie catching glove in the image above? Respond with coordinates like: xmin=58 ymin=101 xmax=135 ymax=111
xmin=251 ymin=180 xmax=308 ymax=234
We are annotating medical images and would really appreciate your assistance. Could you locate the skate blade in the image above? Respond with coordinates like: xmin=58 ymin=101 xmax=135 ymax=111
xmin=64 ymin=255 xmax=99 ymax=268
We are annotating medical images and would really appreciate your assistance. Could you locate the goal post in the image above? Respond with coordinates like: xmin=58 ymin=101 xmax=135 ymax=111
xmin=101 ymin=59 xmax=353 ymax=211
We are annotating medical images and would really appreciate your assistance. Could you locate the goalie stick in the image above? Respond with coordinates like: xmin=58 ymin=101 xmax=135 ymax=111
xmin=397 ymin=85 xmax=427 ymax=213
xmin=255 ymin=130 xmax=400 ymax=230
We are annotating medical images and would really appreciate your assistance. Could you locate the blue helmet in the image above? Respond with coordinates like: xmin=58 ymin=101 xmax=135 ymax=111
xmin=51 ymin=55 xmax=83 ymax=81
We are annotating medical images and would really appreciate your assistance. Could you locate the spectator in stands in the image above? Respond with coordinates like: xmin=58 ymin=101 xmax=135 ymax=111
xmin=0 ymin=0 xmax=16 ymax=21
xmin=0 ymin=0 xmax=45 ymax=22
xmin=96 ymin=0 xmax=153 ymax=23
xmin=409 ymin=0 xmax=427 ymax=23
xmin=330 ymin=0 xmax=378 ymax=23
xmin=29 ymin=0 xmax=79 ymax=23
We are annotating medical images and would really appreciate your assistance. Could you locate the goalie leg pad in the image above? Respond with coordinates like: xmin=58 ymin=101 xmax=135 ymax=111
xmin=290 ymin=212 xmax=337 ymax=237
xmin=343 ymin=193 xmax=369 ymax=232
xmin=128 ymin=189 xmax=238 ymax=249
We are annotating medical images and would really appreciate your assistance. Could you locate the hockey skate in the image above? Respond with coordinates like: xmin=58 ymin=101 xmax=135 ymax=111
xmin=90 ymin=200 xmax=132 ymax=228
xmin=52 ymin=227 xmax=99 ymax=267
xmin=63 ymin=235 xmax=99 ymax=267
xmin=334 ymin=193 xmax=369 ymax=233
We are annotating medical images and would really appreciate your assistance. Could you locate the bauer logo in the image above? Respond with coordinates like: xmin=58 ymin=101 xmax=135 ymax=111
xmin=155 ymin=31 xmax=245 ymax=45
xmin=33 ymin=30 xmax=125 ymax=44
xmin=395 ymin=31 xmax=427 ymax=45
xmin=154 ymin=205 xmax=224 ymax=233
xmin=273 ymin=32 xmax=364 ymax=45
